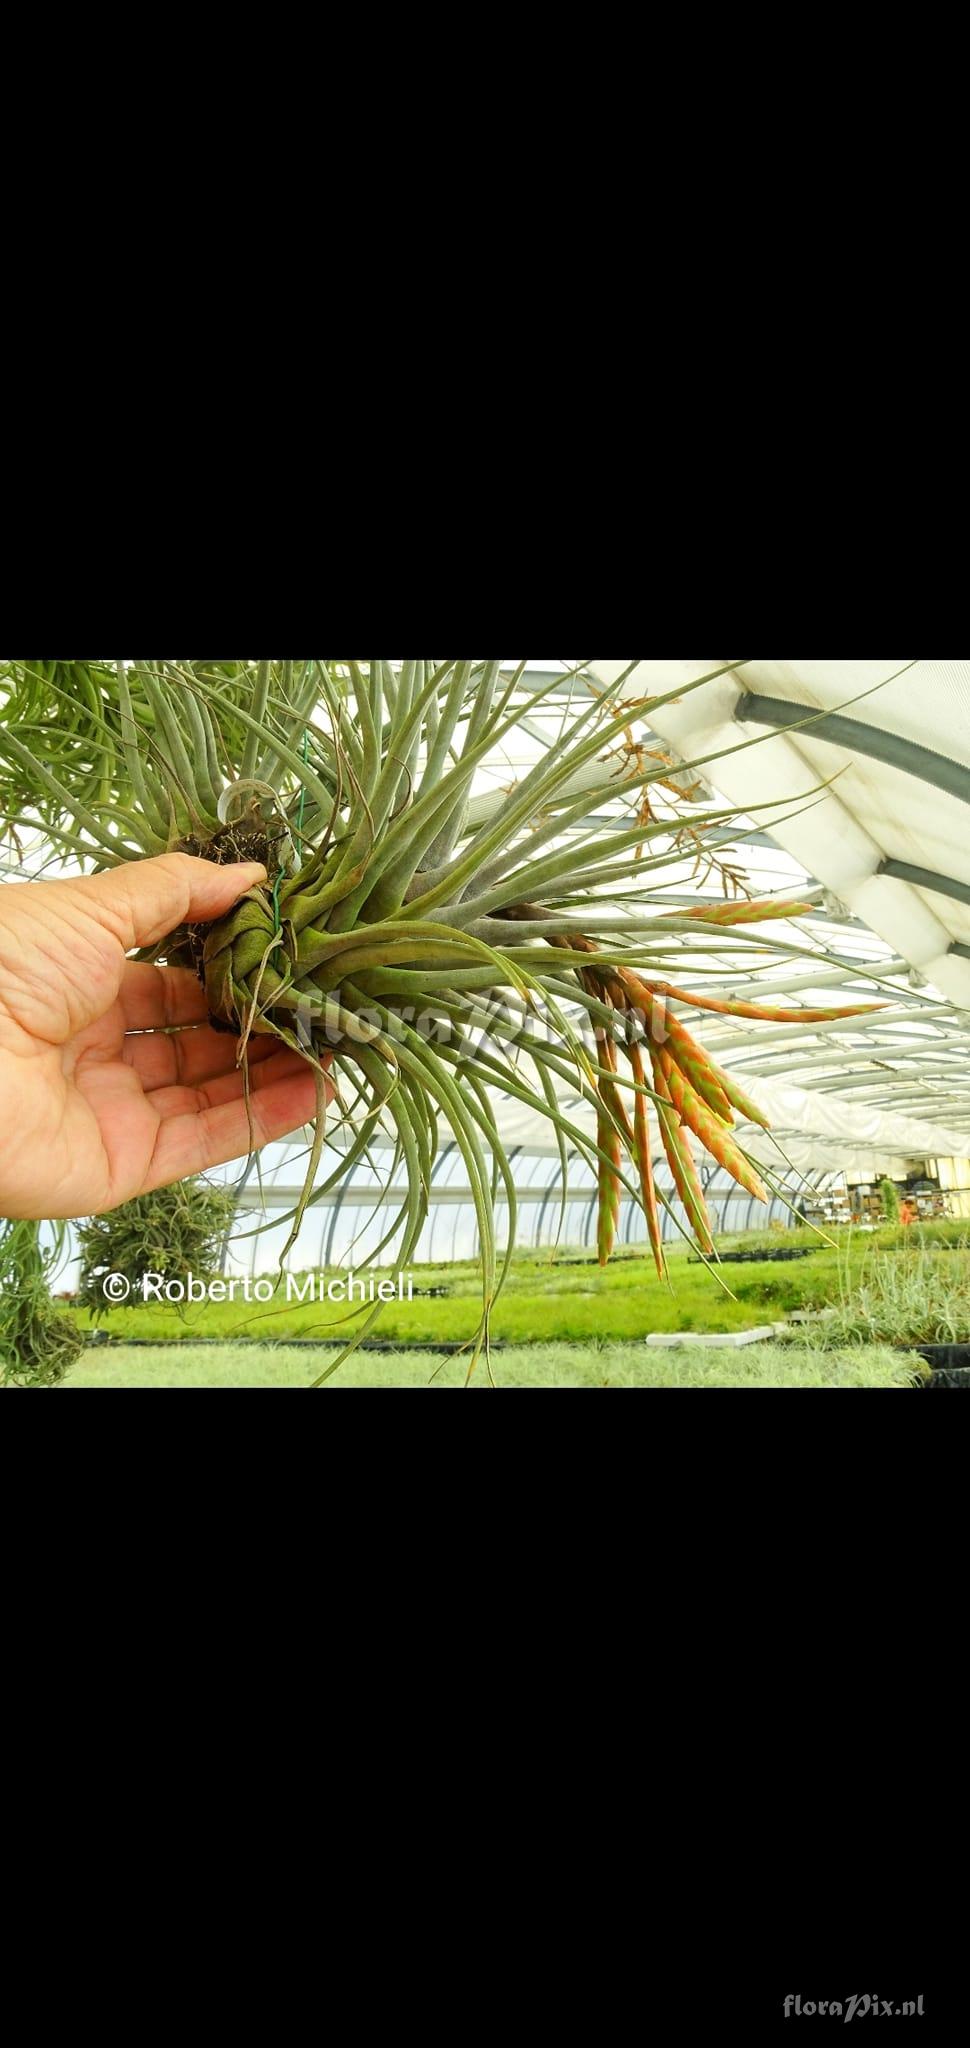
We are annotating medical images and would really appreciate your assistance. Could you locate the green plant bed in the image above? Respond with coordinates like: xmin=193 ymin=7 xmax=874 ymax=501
xmin=718 ymin=1219 xmax=970 ymax=1256
xmin=716 ymin=1227 xmax=833 ymax=1255
xmin=67 ymin=1243 xmax=822 ymax=1348
xmin=804 ymin=1245 xmax=970 ymax=1349
xmin=882 ymin=1236 xmax=970 ymax=1253
xmin=689 ymin=1247 xmax=814 ymax=1264
xmin=66 ymin=1235 xmax=969 ymax=1355
xmin=62 ymin=1340 xmax=927 ymax=1390
xmin=878 ymin=1220 xmax=970 ymax=1250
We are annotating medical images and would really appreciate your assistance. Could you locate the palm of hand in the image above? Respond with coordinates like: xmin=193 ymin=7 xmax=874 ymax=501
xmin=0 ymin=857 xmax=322 ymax=1222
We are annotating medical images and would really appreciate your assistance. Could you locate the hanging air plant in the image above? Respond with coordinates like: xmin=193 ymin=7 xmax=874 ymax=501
xmin=77 ymin=1179 xmax=239 ymax=1316
xmin=0 ymin=659 xmax=883 ymax=1380
xmin=0 ymin=1220 xmax=84 ymax=1388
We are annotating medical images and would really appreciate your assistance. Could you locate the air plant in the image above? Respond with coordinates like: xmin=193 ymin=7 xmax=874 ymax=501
xmin=0 ymin=659 xmax=884 ymax=1381
xmin=0 ymin=1220 xmax=84 ymax=1388
xmin=77 ymin=1179 xmax=238 ymax=1317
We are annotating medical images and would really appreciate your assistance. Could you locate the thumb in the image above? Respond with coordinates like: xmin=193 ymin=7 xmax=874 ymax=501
xmin=78 ymin=853 xmax=269 ymax=953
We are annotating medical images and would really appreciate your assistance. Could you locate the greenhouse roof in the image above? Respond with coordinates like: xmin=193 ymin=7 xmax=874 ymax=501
xmin=581 ymin=660 xmax=970 ymax=1148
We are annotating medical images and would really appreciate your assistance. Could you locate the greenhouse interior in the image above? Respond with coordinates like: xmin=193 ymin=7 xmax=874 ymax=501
xmin=2 ymin=657 xmax=970 ymax=1388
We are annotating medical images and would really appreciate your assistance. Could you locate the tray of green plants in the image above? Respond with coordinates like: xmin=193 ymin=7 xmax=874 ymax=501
xmin=688 ymin=1246 xmax=814 ymax=1264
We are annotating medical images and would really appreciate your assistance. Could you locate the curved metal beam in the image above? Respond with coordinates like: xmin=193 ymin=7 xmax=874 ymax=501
xmin=878 ymin=858 xmax=970 ymax=911
xmin=736 ymin=692 xmax=970 ymax=809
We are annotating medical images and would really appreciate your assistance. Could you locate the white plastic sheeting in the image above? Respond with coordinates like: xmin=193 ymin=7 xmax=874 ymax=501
xmin=588 ymin=660 xmax=970 ymax=1015
xmin=698 ymin=1071 xmax=966 ymax=1176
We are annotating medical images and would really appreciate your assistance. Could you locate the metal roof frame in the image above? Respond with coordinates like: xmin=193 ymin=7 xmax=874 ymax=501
xmin=735 ymin=690 xmax=970 ymax=810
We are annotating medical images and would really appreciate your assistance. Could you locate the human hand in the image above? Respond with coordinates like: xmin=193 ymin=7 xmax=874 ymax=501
xmin=0 ymin=854 xmax=328 ymax=1220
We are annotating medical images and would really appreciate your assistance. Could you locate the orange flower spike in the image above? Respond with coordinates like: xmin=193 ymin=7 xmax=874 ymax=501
xmin=659 ymin=1052 xmax=769 ymax=1204
xmin=650 ymin=1004 xmax=736 ymax=1124
xmin=714 ymin=1069 xmax=772 ymax=1132
xmin=585 ymin=975 xmax=635 ymax=1143
xmin=661 ymin=1050 xmax=721 ymax=1136
xmin=645 ymin=979 xmax=886 ymax=1025
xmin=628 ymin=1038 xmax=666 ymax=1280
xmin=650 ymin=1051 xmax=715 ymax=1256
xmin=653 ymin=899 xmax=816 ymax=927
xmin=596 ymin=1105 xmax=623 ymax=1267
